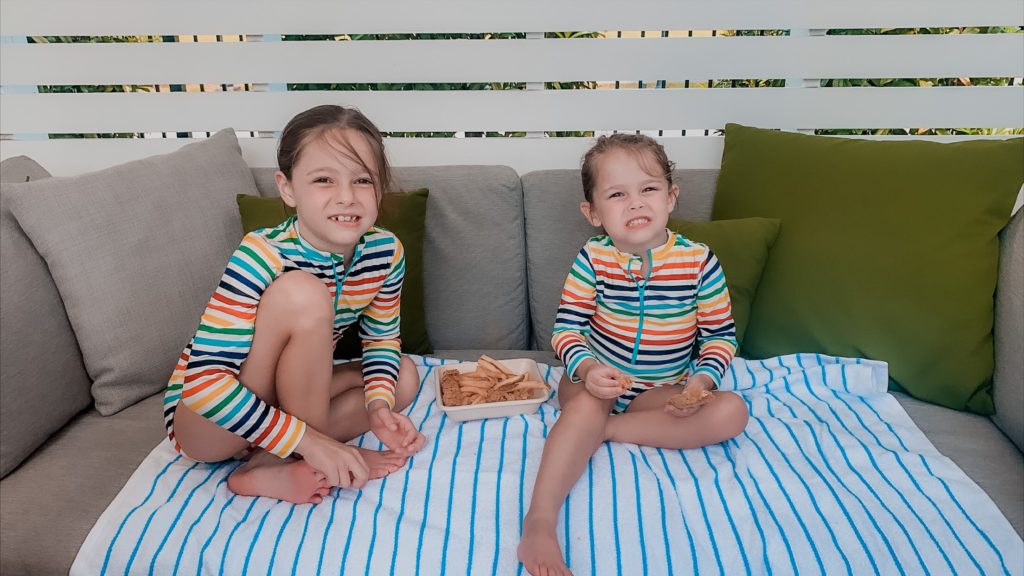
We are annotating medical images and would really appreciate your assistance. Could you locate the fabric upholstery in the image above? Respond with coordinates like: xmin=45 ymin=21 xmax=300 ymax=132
xmin=713 ymin=124 xmax=1023 ymax=413
xmin=0 ymin=159 xmax=93 ymax=478
xmin=6 ymin=130 xmax=259 ymax=415
xmin=0 ymin=394 xmax=166 ymax=576
xmin=993 ymin=208 xmax=1024 ymax=450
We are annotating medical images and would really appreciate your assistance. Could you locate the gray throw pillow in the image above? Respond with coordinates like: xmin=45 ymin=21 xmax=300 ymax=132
xmin=6 ymin=130 xmax=258 ymax=415
xmin=1 ymin=156 xmax=52 ymax=183
xmin=1 ymin=157 xmax=93 ymax=478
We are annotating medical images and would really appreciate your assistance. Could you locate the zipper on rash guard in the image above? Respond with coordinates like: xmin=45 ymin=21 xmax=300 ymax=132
xmin=629 ymin=248 xmax=654 ymax=365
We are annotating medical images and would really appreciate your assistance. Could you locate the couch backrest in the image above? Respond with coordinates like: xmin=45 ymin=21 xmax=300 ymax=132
xmin=252 ymin=166 xmax=530 ymax=351
xmin=522 ymin=168 xmax=720 ymax=350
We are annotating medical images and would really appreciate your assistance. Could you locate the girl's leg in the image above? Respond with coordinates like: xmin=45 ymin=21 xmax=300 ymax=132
xmin=604 ymin=385 xmax=749 ymax=449
xmin=174 ymin=271 xmax=388 ymax=503
xmin=324 ymin=355 xmax=422 ymax=442
xmin=518 ymin=375 xmax=614 ymax=576
xmin=170 ymin=270 xmax=336 ymax=464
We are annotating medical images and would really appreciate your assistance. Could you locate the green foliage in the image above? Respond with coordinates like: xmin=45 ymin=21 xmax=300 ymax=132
xmin=818 ymin=27 xmax=1022 ymax=135
xmin=25 ymin=29 xmax=1021 ymax=139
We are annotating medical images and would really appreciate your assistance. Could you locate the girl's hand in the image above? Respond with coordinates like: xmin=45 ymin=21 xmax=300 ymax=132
xmin=664 ymin=373 xmax=716 ymax=418
xmin=294 ymin=426 xmax=370 ymax=488
xmin=580 ymin=363 xmax=628 ymax=400
xmin=368 ymin=401 xmax=426 ymax=457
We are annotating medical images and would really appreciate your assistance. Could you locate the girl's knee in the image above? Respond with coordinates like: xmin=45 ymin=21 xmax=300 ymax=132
xmin=393 ymin=355 xmax=419 ymax=410
xmin=713 ymin=391 xmax=750 ymax=438
xmin=262 ymin=271 xmax=333 ymax=326
xmin=563 ymin=390 xmax=611 ymax=416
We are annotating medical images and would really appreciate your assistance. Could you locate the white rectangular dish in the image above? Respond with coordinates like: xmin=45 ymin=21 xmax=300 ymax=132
xmin=434 ymin=358 xmax=548 ymax=422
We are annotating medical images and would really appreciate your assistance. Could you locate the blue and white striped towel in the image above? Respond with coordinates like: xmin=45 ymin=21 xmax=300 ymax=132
xmin=72 ymin=354 xmax=1023 ymax=575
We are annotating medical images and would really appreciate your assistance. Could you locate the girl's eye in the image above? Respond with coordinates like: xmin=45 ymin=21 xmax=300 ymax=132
xmin=608 ymin=191 xmax=624 ymax=199
xmin=356 ymin=177 xmax=374 ymax=186
xmin=314 ymin=176 xmax=332 ymax=184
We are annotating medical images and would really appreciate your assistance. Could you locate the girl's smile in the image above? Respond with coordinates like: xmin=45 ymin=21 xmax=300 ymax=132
xmin=580 ymin=148 xmax=678 ymax=257
xmin=275 ymin=128 xmax=381 ymax=259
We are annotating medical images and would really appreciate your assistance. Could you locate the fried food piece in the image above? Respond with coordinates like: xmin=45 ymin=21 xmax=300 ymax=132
xmin=440 ymin=369 xmax=467 ymax=407
xmin=614 ymin=373 xmax=633 ymax=391
xmin=439 ymin=357 xmax=550 ymax=406
xmin=667 ymin=386 xmax=715 ymax=409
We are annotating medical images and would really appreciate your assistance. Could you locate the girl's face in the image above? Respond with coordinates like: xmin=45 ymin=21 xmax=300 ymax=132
xmin=580 ymin=147 xmax=679 ymax=256
xmin=276 ymin=129 xmax=380 ymax=257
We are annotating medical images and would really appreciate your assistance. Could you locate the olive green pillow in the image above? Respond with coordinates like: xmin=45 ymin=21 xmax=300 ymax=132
xmin=667 ymin=217 xmax=780 ymax=347
xmin=713 ymin=123 xmax=1024 ymax=413
xmin=236 ymin=189 xmax=433 ymax=356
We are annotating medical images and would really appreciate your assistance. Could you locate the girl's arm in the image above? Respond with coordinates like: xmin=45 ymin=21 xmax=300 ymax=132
xmin=551 ymin=245 xmax=600 ymax=381
xmin=359 ymin=237 xmax=404 ymax=409
xmin=691 ymin=248 xmax=739 ymax=388
xmin=177 ymin=233 xmax=307 ymax=457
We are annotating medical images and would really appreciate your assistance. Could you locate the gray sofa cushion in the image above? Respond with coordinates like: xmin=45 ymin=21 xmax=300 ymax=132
xmin=0 ymin=159 xmax=93 ymax=478
xmin=6 ymin=130 xmax=257 ymax=415
xmin=253 ymin=165 xmax=531 ymax=350
xmin=893 ymin=392 xmax=1024 ymax=536
xmin=521 ymin=168 xmax=720 ymax=351
xmin=0 ymin=156 xmax=51 ymax=183
xmin=994 ymin=208 xmax=1024 ymax=451
xmin=0 ymin=393 xmax=166 ymax=576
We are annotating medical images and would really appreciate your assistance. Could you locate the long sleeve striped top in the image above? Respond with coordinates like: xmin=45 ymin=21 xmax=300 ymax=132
xmin=552 ymin=231 xmax=737 ymax=398
xmin=164 ymin=216 xmax=404 ymax=458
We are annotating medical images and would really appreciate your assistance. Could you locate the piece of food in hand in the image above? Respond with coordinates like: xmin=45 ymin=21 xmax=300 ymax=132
xmin=439 ymin=356 xmax=550 ymax=406
xmin=667 ymin=386 xmax=715 ymax=409
xmin=614 ymin=373 xmax=633 ymax=391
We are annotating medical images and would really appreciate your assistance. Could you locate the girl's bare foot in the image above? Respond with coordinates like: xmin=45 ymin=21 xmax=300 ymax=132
xmin=227 ymin=451 xmax=331 ymax=504
xmin=357 ymin=447 xmax=409 ymax=479
xmin=518 ymin=515 xmax=573 ymax=576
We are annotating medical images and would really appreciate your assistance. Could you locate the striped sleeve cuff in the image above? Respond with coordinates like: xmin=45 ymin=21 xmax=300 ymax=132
xmin=255 ymin=414 xmax=306 ymax=458
xmin=691 ymin=365 xmax=724 ymax=388
xmin=563 ymin=343 xmax=597 ymax=383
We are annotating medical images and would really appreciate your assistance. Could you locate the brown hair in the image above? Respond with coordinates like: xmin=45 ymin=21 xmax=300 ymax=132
xmin=580 ymin=133 xmax=675 ymax=203
xmin=277 ymin=105 xmax=392 ymax=201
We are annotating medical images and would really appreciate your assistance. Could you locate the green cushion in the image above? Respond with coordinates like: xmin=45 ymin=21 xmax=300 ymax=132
xmin=712 ymin=123 xmax=1023 ymax=413
xmin=236 ymin=189 xmax=433 ymax=356
xmin=667 ymin=217 xmax=780 ymax=347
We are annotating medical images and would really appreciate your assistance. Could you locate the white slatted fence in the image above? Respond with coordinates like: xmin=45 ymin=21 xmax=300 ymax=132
xmin=1 ymin=0 xmax=1021 ymax=174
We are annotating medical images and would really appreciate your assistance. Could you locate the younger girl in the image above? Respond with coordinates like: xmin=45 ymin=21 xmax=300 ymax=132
xmin=518 ymin=134 xmax=750 ymax=575
xmin=164 ymin=105 xmax=426 ymax=504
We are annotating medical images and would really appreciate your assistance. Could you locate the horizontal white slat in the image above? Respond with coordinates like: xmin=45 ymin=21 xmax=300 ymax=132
xmin=2 ymin=0 xmax=1022 ymax=36
xmin=3 ymin=34 xmax=1021 ymax=86
xmin=2 ymin=88 xmax=1021 ymax=134
xmin=2 ymin=134 xmax=1014 ymax=176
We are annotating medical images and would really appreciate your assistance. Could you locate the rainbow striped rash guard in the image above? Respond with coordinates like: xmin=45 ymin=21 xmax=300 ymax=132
xmin=164 ymin=216 xmax=404 ymax=458
xmin=552 ymin=231 xmax=737 ymax=411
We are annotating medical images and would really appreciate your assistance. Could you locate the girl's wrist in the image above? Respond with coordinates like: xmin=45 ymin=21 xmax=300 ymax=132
xmin=687 ymin=373 xmax=717 ymax=392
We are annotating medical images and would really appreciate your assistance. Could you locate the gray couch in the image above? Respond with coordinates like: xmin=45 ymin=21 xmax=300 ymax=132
xmin=1 ymin=143 xmax=1022 ymax=574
